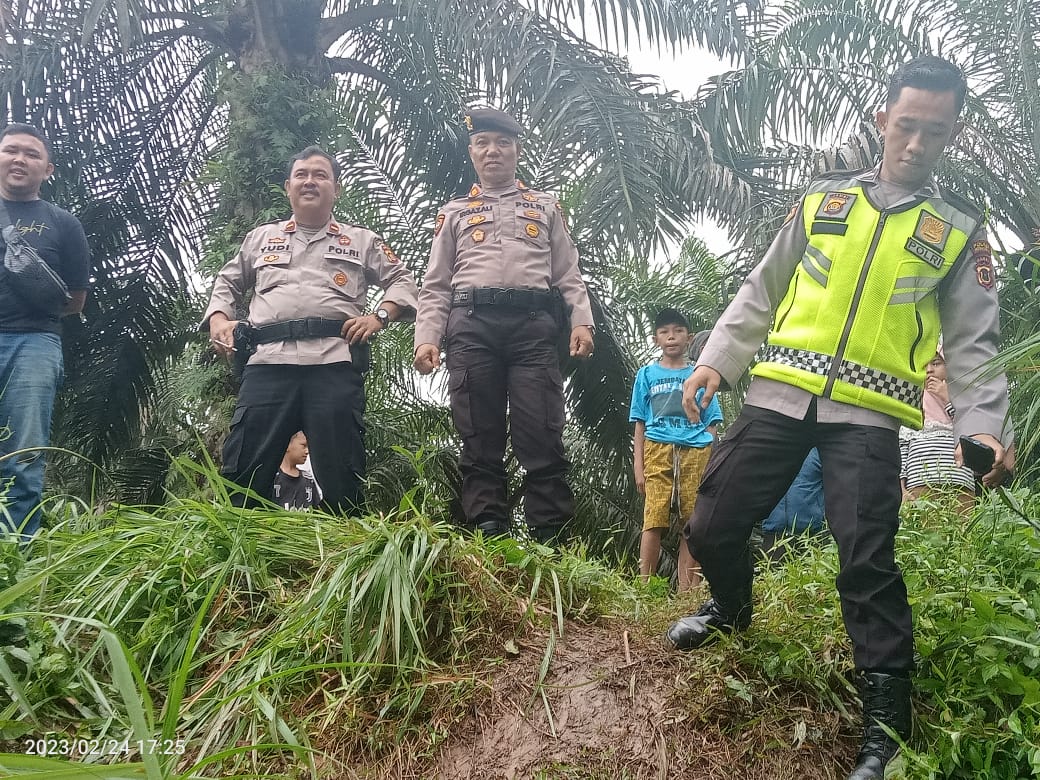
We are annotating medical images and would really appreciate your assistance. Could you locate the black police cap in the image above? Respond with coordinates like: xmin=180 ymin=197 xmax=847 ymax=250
xmin=463 ymin=108 xmax=523 ymax=137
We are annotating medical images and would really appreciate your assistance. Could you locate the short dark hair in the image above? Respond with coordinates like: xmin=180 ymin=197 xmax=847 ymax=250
xmin=0 ymin=123 xmax=53 ymax=162
xmin=287 ymin=146 xmax=341 ymax=181
xmin=653 ymin=307 xmax=690 ymax=331
xmin=887 ymin=56 xmax=967 ymax=113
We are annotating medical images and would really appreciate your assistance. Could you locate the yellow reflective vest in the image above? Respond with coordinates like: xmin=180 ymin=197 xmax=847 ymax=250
xmin=751 ymin=172 xmax=982 ymax=428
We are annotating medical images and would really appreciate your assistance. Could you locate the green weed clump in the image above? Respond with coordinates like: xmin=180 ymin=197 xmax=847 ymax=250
xmin=706 ymin=489 xmax=1040 ymax=780
xmin=0 ymin=460 xmax=635 ymax=778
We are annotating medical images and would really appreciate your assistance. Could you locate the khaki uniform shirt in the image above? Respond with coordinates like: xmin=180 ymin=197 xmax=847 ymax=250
xmin=202 ymin=216 xmax=419 ymax=366
xmin=414 ymin=180 xmax=594 ymax=348
xmin=701 ymin=165 xmax=1011 ymax=441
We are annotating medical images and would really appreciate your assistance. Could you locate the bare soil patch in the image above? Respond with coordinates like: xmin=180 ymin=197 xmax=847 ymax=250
xmin=412 ymin=621 xmax=857 ymax=780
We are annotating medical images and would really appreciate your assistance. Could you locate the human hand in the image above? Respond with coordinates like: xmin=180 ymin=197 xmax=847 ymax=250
xmin=342 ymin=314 xmax=383 ymax=344
xmin=925 ymin=375 xmax=949 ymax=404
xmin=956 ymin=433 xmax=1008 ymax=488
xmin=570 ymin=326 xmax=594 ymax=359
xmin=414 ymin=343 xmax=441 ymax=374
xmin=208 ymin=313 xmax=238 ymax=358
xmin=634 ymin=469 xmax=645 ymax=496
xmin=683 ymin=365 xmax=721 ymax=424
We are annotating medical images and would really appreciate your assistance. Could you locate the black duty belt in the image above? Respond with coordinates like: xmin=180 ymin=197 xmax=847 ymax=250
xmin=451 ymin=287 xmax=555 ymax=310
xmin=252 ymin=318 xmax=347 ymax=344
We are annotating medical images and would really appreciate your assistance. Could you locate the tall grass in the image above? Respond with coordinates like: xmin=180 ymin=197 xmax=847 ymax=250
xmin=1 ymin=459 xmax=1037 ymax=778
xmin=0 ymin=458 xmax=634 ymax=777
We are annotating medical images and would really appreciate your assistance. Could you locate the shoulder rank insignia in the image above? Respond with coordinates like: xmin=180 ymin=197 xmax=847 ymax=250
xmin=525 ymin=223 xmax=540 ymax=238
xmin=284 ymin=220 xmax=297 ymax=233
xmin=468 ymin=184 xmax=482 ymax=198
xmin=815 ymin=192 xmax=856 ymax=220
xmin=328 ymin=222 xmax=340 ymax=235
xmin=472 ymin=228 xmax=485 ymax=243
xmin=434 ymin=213 xmax=445 ymax=237
xmin=782 ymin=203 xmax=799 ymax=226
xmin=380 ymin=242 xmax=400 ymax=264
xmin=467 ymin=214 xmax=486 ymax=225
xmin=913 ymin=211 xmax=951 ymax=250
xmin=554 ymin=200 xmax=568 ymax=230
xmin=516 ymin=179 xmax=528 ymax=190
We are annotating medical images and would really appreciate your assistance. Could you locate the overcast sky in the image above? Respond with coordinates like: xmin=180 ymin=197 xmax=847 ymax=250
xmin=620 ymin=44 xmax=736 ymax=254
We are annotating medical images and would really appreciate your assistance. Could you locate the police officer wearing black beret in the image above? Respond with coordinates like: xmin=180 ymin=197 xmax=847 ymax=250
xmin=414 ymin=108 xmax=595 ymax=545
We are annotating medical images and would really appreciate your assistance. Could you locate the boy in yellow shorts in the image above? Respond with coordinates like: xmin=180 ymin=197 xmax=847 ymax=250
xmin=630 ymin=310 xmax=722 ymax=589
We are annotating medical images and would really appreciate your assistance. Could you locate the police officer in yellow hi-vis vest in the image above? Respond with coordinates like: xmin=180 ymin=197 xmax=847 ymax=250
xmin=204 ymin=146 xmax=419 ymax=513
xmin=665 ymin=57 xmax=1013 ymax=780
xmin=414 ymin=109 xmax=594 ymax=545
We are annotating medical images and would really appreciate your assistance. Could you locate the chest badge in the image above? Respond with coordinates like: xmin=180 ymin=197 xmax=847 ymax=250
xmin=263 ymin=254 xmax=280 ymax=263
xmin=525 ymin=223 xmax=540 ymax=238
xmin=333 ymin=271 xmax=348 ymax=286
xmin=468 ymin=200 xmax=483 ymax=208
xmin=472 ymin=228 xmax=485 ymax=243
xmin=913 ymin=211 xmax=951 ymax=250
xmin=523 ymin=209 xmax=542 ymax=220
xmin=522 ymin=192 xmax=537 ymax=202
xmin=815 ymin=192 xmax=857 ymax=221
xmin=338 ymin=236 xmax=351 ymax=246
xmin=467 ymin=214 xmax=486 ymax=225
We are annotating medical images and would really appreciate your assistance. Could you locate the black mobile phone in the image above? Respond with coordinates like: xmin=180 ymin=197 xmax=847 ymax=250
xmin=959 ymin=436 xmax=995 ymax=475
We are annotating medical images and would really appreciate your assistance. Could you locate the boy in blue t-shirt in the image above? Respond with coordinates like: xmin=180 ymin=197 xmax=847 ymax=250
xmin=630 ymin=309 xmax=723 ymax=589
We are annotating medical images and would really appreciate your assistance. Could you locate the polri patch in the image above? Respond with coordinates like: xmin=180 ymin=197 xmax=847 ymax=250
xmin=815 ymin=192 xmax=856 ymax=221
xmin=905 ymin=236 xmax=945 ymax=269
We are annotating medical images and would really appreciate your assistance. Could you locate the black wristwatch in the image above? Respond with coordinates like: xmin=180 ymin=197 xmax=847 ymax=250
xmin=375 ymin=307 xmax=391 ymax=329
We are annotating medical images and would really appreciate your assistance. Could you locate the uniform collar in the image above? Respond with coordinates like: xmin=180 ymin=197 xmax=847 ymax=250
xmin=855 ymin=162 xmax=940 ymax=199
xmin=282 ymin=215 xmax=343 ymax=235
xmin=466 ymin=179 xmax=529 ymax=198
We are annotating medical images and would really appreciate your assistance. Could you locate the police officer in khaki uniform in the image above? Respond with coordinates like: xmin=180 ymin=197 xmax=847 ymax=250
xmin=414 ymin=109 xmax=594 ymax=544
xmin=204 ymin=145 xmax=419 ymax=513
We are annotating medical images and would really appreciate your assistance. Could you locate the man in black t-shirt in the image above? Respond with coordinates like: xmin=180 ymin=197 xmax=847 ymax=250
xmin=272 ymin=431 xmax=319 ymax=510
xmin=0 ymin=124 xmax=91 ymax=542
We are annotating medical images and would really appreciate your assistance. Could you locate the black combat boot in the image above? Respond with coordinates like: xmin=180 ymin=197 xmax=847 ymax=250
xmin=846 ymin=671 xmax=912 ymax=780
xmin=664 ymin=595 xmax=752 ymax=651
xmin=474 ymin=519 xmax=510 ymax=538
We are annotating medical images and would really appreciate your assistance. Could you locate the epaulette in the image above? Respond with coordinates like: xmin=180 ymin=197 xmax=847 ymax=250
xmin=938 ymin=188 xmax=983 ymax=223
xmin=814 ymin=167 xmax=871 ymax=181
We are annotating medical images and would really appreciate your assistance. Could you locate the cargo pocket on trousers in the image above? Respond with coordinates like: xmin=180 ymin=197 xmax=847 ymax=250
xmin=222 ymin=406 xmax=247 ymax=474
xmin=448 ymin=370 xmax=475 ymax=440
xmin=695 ymin=413 xmax=754 ymax=496
xmin=544 ymin=367 xmax=565 ymax=433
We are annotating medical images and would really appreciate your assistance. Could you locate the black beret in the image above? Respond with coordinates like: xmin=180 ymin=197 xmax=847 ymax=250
xmin=463 ymin=108 xmax=523 ymax=137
